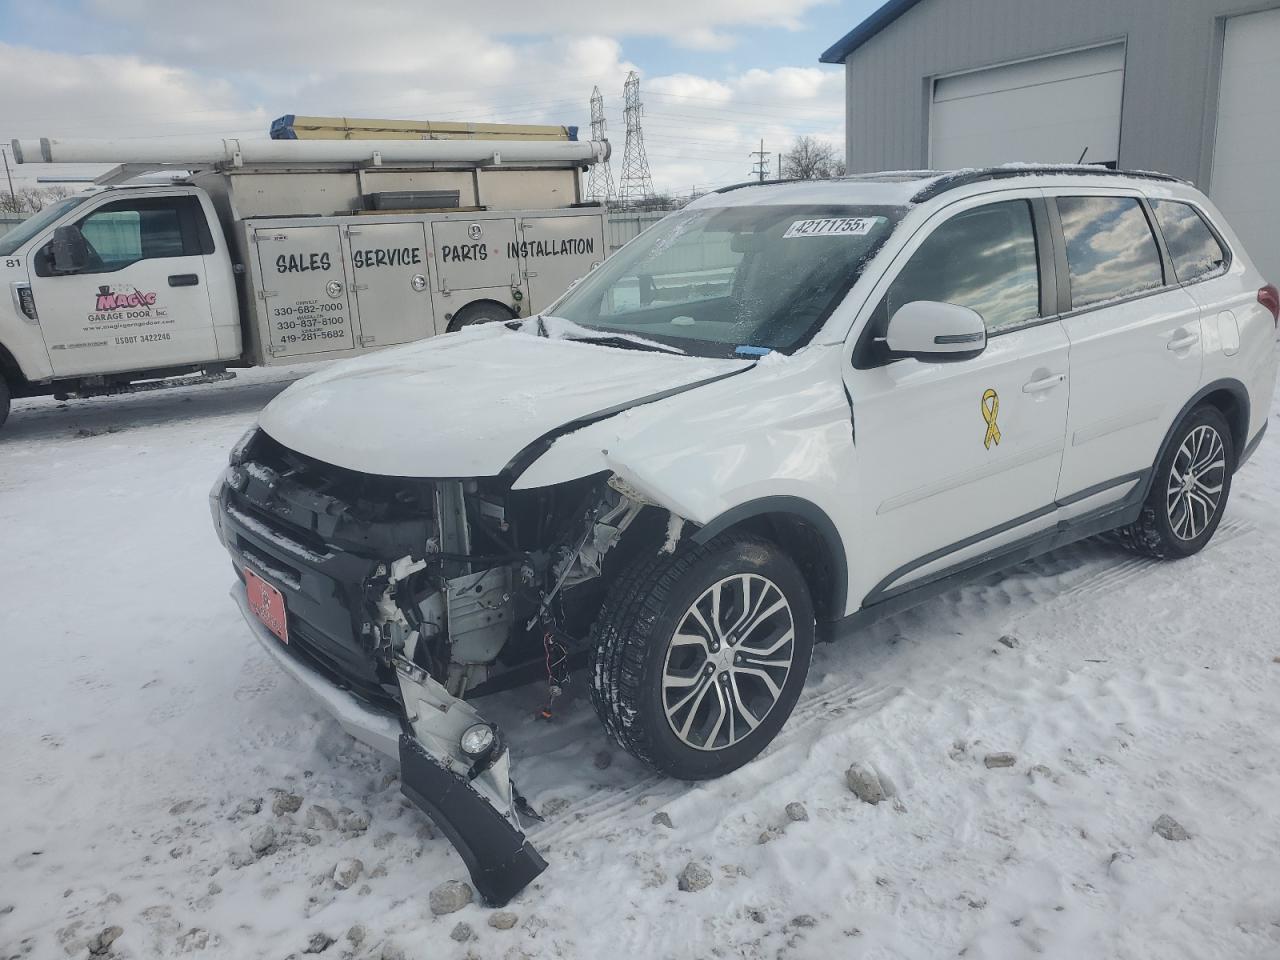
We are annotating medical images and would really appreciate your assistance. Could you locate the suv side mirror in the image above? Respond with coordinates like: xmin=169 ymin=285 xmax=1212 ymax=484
xmin=886 ymin=300 xmax=986 ymax=361
xmin=51 ymin=224 xmax=90 ymax=274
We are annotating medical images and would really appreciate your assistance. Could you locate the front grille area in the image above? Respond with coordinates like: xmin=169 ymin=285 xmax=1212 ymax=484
xmin=219 ymin=431 xmax=433 ymax=712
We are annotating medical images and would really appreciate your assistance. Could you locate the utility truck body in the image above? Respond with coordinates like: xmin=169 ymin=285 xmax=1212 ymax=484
xmin=0 ymin=135 xmax=608 ymax=426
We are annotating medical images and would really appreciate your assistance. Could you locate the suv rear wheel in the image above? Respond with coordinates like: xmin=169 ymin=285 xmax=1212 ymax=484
xmin=589 ymin=532 xmax=814 ymax=780
xmin=1115 ymin=405 xmax=1234 ymax=559
xmin=0 ymin=373 xmax=10 ymax=430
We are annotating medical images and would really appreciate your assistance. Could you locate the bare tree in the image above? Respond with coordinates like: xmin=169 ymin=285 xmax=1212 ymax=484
xmin=0 ymin=185 xmax=77 ymax=216
xmin=781 ymin=136 xmax=843 ymax=180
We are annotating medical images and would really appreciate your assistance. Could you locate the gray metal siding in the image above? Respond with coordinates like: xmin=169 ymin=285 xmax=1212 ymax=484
xmin=840 ymin=0 xmax=1279 ymax=183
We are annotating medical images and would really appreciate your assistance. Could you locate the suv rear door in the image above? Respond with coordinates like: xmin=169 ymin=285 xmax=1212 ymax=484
xmin=1047 ymin=191 xmax=1203 ymax=505
xmin=845 ymin=192 xmax=1071 ymax=605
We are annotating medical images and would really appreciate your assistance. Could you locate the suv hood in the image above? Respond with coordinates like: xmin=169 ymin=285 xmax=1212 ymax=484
xmin=258 ymin=324 xmax=747 ymax=478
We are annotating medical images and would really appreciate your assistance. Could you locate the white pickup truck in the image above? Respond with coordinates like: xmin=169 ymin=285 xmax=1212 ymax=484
xmin=0 ymin=135 xmax=609 ymax=428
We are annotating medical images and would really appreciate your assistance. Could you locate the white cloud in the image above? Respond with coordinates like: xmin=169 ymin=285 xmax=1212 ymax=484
xmin=0 ymin=3 xmax=847 ymax=196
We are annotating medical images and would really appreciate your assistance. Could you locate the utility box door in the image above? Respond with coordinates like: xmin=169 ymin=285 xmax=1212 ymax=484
xmin=517 ymin=214 xmax=606 ymax=310
xmin=254 ymin=226 xmax=355 ymax=358
xmin=430 ymin=218 xmax=519 ymax=293
xmin=346 ymin=222 xmax=435 ymax=346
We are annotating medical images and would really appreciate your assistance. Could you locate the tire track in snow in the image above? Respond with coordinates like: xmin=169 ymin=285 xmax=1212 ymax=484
xmin=532 ymin=680 xmax=902 ymax=845
xmin=531 ymin=521 xmax=1257 ymax=845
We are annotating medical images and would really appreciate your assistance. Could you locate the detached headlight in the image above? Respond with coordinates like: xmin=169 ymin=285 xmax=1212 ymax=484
xmin=228 ymin=425 xmax=259 ymax=467
xmin=460 ymin=723 xmax=497 ymax=760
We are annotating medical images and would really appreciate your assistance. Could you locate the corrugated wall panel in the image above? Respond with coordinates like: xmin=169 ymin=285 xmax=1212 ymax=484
xmin=840 ymin=0 xmax=1273 ymax=183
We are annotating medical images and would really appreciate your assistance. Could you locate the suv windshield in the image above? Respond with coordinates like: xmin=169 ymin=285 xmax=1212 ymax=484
xmin=0 ymin=194 xmax=91 ymax=257
xmin=548 ymin=203 xmax=902 ymax=357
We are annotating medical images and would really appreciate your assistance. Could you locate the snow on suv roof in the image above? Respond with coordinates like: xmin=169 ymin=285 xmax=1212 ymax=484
xmin=697 ymin=164 xmax=1189 ymax=209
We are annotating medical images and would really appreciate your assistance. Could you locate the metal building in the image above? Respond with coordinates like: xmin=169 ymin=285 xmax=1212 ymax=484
xmin=820 ymin=0 xmax=1280 ymax=280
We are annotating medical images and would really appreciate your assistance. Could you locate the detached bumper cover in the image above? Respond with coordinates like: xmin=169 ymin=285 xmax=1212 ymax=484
xmin=399 ymin=735 xmax=547 ymax=906
xmin=230 ymin=583 xmax=548 ymax=905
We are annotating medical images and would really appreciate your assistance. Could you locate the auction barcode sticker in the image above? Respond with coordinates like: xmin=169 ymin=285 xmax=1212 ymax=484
xmin=783 ymin=217 xmax=883 ymax=239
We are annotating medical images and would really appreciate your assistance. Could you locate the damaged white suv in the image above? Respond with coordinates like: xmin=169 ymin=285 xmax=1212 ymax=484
xmin=211 ymin=166 xmax=1278 ymax=904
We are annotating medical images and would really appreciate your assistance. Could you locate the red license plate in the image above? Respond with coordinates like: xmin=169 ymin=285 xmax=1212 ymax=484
xmin=245 ymin=568 xmax=289 ymax=644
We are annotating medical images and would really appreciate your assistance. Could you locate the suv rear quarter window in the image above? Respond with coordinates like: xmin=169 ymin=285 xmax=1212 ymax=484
xmin=1056 ymin=196 xmax=1164 ymax=310
xmin=1149 ymin=199 xmax=1228 ymax=283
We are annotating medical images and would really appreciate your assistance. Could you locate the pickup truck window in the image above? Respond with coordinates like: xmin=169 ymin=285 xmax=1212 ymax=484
xmin=34 ymin=194 xmax=209 ymax=277
xmin=0 ymin=194 xmax=90 ymax=256
xmin=550 ymin=203 xmax=903 ymax=357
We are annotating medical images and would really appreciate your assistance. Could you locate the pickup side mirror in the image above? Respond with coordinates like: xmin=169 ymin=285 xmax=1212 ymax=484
xmin=51 ymin=224 xmax=90 ymax=274
xmin=885 ymin=300 xmax=987 ymax=362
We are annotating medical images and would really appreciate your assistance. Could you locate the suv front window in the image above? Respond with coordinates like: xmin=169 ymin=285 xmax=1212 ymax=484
xmin=548 ymin=203 xmax=903 ymax=357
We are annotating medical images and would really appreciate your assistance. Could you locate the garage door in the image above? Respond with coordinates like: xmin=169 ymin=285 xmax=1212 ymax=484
xmin=930 ymin=44 xmax=1125 ymax=169
xmin=1212 ymin=8 xmax=1280 ymax=284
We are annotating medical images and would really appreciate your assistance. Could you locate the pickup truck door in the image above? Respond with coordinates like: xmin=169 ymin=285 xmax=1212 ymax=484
xmin=29 ymin=193 xmax=217 ymax=377
xmin=843 ymin=194 xmax=1071 ymax=607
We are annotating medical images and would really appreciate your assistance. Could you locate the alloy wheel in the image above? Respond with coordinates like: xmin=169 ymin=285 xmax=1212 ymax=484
xmin=661 ymin=573 xmax=795 ymax=751
xmin=1165 ymin=424 xmax=1226 ymax=541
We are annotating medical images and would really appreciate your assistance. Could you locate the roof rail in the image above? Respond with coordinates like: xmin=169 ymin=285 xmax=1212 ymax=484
xmin=910 ymin=165 xmax=1189 ymax=203
xmin=713 ymin=177 xmax=801 ymax=194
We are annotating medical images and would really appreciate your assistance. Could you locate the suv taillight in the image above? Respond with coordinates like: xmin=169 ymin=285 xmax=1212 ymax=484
xmin=1260 ymin=284 xmax=1280 ymax=325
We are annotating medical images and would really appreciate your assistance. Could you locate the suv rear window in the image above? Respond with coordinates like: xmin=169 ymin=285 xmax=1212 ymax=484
xmin=1149 ymin=199 xmax=1228 ymax=283
xmin=1057 ymin=196 xmax=1164 ymax=310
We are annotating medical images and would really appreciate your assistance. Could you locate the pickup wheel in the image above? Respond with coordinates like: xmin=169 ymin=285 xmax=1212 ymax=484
xmin=0 ymin=373 xmax=10 ymax=430
xmin=588 ymin=533 xmax=814 ymax=780
xmin=1115 ymin=405 xmax=1234 ymax=559
xmin=446 ymin=301 xmax=514 ymax=333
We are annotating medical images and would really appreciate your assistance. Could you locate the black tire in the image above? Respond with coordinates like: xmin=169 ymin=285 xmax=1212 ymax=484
xmin=0 ymin=374 xmax=9 ymax=430
xmin=446 ymin=301 xmax=515 ymax=333
xmin=1115 ymin=405 xmax=1234 ymax=559
xmin=589 ymin=532 xmax=815 ymax=780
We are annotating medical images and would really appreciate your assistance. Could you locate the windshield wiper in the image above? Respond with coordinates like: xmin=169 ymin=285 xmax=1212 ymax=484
xmin=564 ymin=334 xmax=686 ymax=355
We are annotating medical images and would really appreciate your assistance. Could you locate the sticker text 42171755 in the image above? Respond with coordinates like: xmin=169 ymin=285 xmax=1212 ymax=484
xmin=783 ymin=217 xmax=883 ymax=239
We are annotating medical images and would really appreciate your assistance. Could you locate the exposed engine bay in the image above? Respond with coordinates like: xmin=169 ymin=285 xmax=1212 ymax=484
xmin=214 ymin=428 xmax=667 ymax=904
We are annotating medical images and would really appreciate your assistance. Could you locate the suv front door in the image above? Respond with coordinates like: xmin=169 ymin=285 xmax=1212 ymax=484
xmin=29 ymin=192 xmax=217 ymax=377
xmin=845 ymin=193 xmax=1071 ymax=606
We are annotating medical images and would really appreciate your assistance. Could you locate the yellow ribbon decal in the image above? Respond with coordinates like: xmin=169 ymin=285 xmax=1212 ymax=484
xmin=981 ymin=388 xmax=1001 ymax=449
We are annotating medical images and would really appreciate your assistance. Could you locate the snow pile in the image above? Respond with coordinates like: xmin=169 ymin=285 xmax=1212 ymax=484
xmin=1 ymin=372 xmax=1279 ymax=959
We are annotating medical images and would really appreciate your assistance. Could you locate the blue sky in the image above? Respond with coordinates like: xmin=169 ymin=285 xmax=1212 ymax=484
xmin=0 ymin=0 xmax=882 ymax=192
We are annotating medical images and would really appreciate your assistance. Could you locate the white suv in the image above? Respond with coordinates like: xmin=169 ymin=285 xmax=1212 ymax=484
xmin=211 ymin=166 xmax=1278 ymax=904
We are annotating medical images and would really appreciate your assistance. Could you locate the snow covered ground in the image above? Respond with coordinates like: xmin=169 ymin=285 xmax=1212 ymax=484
xmin=2 ymin=371 xmax=1279 ymax=960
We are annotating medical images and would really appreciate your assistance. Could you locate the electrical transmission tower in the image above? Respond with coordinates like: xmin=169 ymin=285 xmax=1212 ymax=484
xmin=586 ymin=86 xmax=616 ymax=206
xmin=750 ymin=139 xmax=771 ymax=182
xmin=619 ymin=71 xmax=654 ymax=208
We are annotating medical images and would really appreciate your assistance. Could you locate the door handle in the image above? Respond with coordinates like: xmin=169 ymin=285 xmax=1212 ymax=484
xmin=1022 ymin=373 xmax=1066 ymax=394
xmin=1167 ymin=330 xmax=1199 ymax=351
xmin=168 ymin=274 xmax=200 ymax=287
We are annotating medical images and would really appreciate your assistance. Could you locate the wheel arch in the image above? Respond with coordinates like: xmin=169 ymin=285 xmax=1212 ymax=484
xmin=0 ymin=341 xmax=33 ymax=396
xmin=446 ymin=298 xmax=517 ymax=333
xmin=1156 ymin=379 xmax=1251 ymax=477
xmin=691 ymin=496 xmax=848 ymax=623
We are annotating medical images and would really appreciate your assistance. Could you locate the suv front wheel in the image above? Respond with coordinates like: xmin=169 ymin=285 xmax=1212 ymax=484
xmin=1116 ymin=404 xmax=1235 ymax=559
xmin=589 ymin=533 xmax=815 ymax=780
